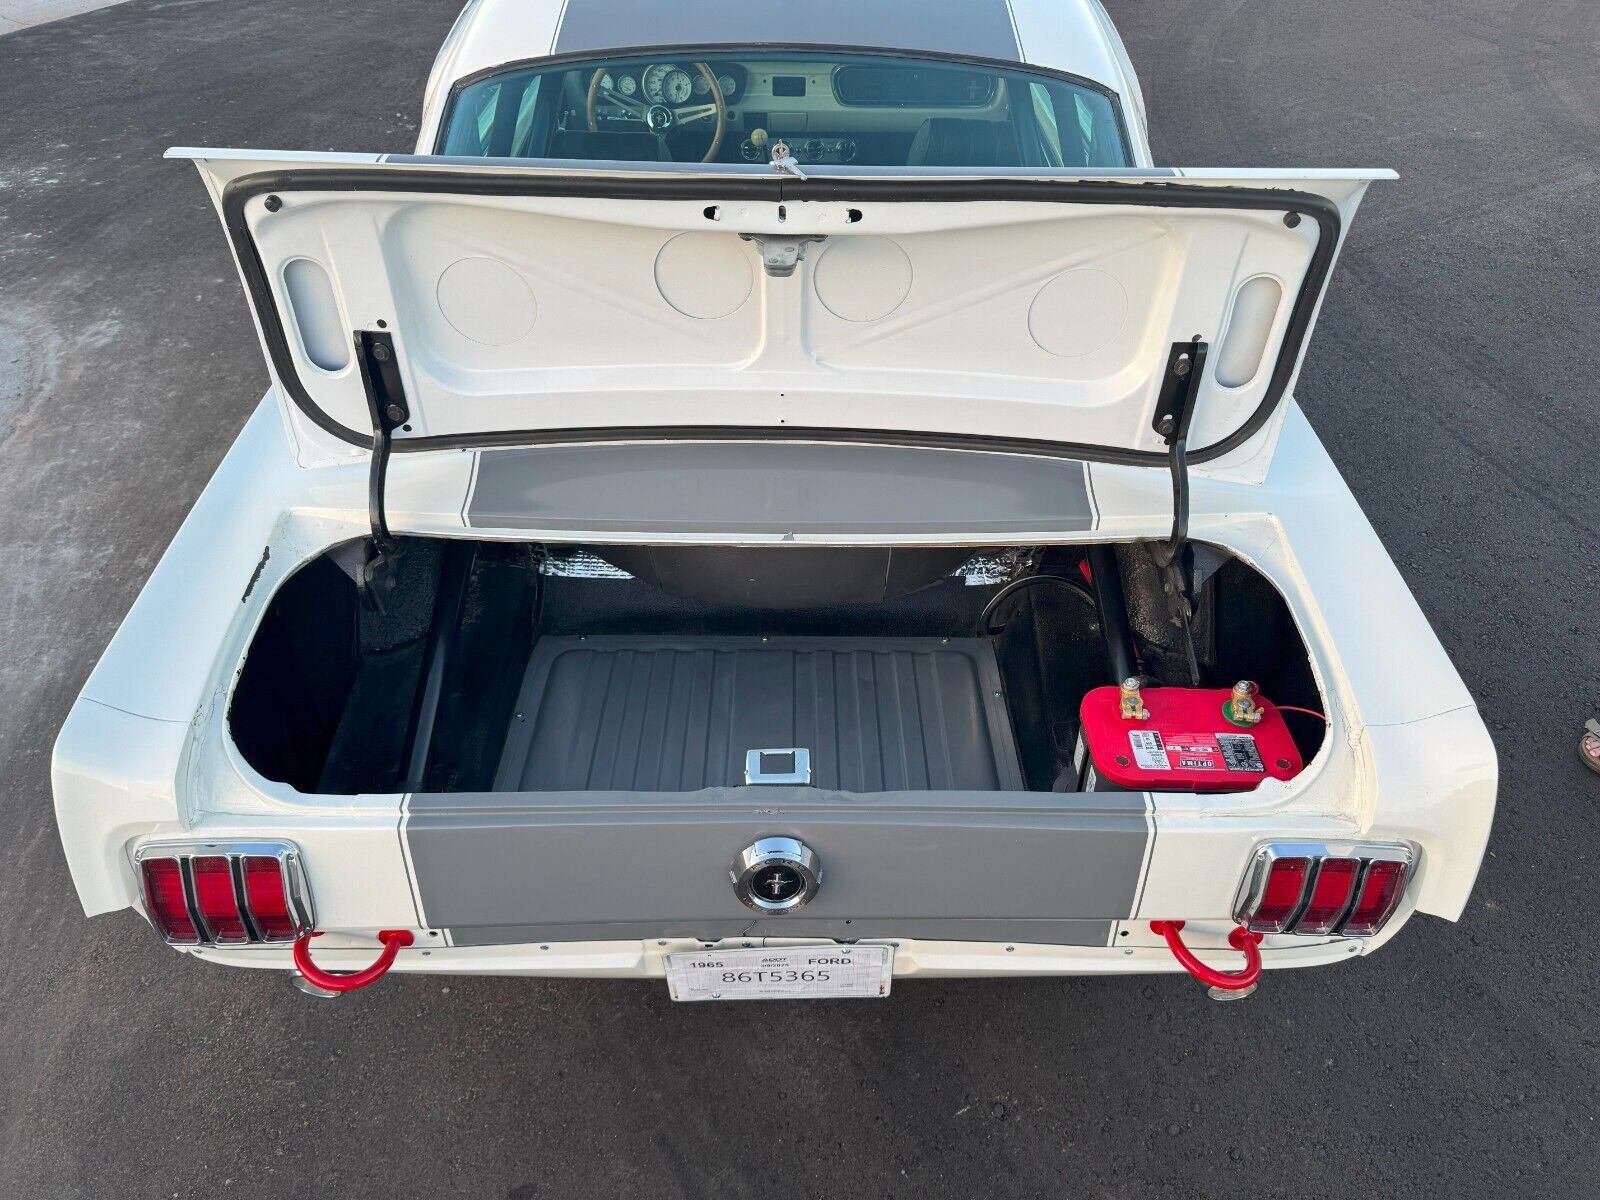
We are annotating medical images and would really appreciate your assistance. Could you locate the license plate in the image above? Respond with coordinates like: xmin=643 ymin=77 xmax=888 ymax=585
xmin=665 ymin=945 xmax=893 ymax=1002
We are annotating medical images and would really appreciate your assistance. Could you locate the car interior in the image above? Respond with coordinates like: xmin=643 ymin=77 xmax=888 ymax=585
xmin=438 ymin=51 xmax=1130 ymax=168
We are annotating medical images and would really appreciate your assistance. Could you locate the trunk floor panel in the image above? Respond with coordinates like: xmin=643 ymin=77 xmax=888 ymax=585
xmin=493 ymin=636 xmax=1025 ymax=792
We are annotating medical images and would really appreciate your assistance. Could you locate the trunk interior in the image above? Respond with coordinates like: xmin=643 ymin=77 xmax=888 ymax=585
xmin=230 ymin=539 xmax=1325 ymax=795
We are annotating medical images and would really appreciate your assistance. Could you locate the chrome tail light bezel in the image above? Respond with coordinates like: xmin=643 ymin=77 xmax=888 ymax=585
xmin=1233 ymin=841 xmax=1415 ymax=939
xmin=133 ymin=840 xmax=314 ymax=947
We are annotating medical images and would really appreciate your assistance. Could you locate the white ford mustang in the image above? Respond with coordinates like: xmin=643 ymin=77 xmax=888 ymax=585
xmin=52 ymin=0 xmax=1495 ymax=1001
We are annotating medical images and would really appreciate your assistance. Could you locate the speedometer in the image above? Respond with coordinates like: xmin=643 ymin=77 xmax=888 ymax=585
xmin=642 ymin=63 xmax=693 ymax=105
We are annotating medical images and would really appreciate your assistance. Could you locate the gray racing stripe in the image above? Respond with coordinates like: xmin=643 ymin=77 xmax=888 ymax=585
xmin=405 ymin=788 xmax=1149 ymax=939
xmin=553 ymin=0 xmax=1023 ymax=62
xmin=466 ymin=442 xmax=1096 ymax=536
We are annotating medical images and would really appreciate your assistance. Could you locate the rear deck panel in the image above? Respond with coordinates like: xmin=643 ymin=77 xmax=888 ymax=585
xmin=465 ymin=443 xmax=1097 ymax=537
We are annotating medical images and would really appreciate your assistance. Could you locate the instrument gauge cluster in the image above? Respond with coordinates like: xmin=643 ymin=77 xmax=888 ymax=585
xmin=613 ymin=63 xmax=742 ymax=104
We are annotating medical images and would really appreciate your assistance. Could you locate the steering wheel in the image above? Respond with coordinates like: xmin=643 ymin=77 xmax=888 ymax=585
xmin=587 ymin=64 xmax=727 ymax=163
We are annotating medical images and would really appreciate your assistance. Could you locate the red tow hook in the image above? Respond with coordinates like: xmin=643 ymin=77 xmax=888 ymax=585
xmin=1149 ymin=920 xmax=1264 ymax=999
xmin=292 ymin=929 xmax=414 ymax=993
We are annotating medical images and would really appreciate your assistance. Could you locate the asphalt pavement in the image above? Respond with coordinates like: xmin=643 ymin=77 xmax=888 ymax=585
xmin=2 ymin=1 xmax=1597 ymax=1196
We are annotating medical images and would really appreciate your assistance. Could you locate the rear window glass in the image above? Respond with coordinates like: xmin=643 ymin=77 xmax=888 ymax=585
xmin=440 ymin=51 xmax=1129 ymax=169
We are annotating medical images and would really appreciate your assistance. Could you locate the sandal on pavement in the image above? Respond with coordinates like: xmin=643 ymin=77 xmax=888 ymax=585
xmin=1582 ymin=719 xmax=1600 ymax=776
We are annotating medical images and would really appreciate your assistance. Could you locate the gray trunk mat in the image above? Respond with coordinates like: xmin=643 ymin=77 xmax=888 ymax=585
xmin=493 ymin=636 xmax=1024 ymax=792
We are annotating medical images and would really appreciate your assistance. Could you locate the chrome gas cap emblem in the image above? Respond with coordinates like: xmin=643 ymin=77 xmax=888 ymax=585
xmin=731 ymin=837 xmax=820 ymax=912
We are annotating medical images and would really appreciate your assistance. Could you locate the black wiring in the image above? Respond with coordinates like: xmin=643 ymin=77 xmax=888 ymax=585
xmin=979 ymin=572 xmax=1097 ymax=635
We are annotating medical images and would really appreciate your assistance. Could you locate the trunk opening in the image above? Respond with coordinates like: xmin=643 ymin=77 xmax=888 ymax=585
xmin=229 ymin=538 xmax=1324 ymax=795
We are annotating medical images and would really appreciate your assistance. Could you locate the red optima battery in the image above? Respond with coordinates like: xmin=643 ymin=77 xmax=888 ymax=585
xmin=1078 ymin=683 xmax=1304 ymax=792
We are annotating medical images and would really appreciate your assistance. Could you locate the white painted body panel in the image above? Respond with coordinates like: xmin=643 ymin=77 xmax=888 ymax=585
xmin=53 ymin=389 xmax=1496 ymax=973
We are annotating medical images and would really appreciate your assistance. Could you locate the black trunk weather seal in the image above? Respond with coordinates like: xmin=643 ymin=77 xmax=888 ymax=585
xmin=218 ymin=167 xmax=1341 ymax=470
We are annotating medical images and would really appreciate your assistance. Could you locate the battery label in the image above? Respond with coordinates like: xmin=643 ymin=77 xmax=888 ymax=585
xmin=1126 ymin=730 xmax=1266 ymax=774
xmin=1128 ymin=730 xmax=1170 ymax=770
xmin=1217 ymin=733 xmax=1266 ymax=773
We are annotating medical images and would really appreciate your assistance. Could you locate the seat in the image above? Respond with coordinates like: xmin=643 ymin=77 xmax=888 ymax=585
xmin=549 ymin=130 xmax=669 ymax=162
xmin=906 ymin=118 xmax=1020 ymax=167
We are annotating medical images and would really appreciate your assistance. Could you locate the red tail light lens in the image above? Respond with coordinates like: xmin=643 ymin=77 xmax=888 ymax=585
xmin=140 ymin=858 xmax=200 ymax=945
xmin=135 ymin=842 xmax=311 ymax=948
xmin=1237 ymin=844 xmax=1411 ymax=938
xmin=241 ymin=856 xmax=297 ymax=942
xmin=1246 ymin=856 xmax=1310 ymax=933
xmin=1295 ymin=857 xmax=1360 ymax=935
xmin=1341 ymin=859 xmax=1408 ymax=937
xmin=191 ymin=855 xmax=249 ymax=944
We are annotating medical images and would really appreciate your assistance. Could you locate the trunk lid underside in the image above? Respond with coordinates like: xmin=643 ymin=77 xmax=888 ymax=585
xmin=177 ymin=150 xmax=1386 ymax=470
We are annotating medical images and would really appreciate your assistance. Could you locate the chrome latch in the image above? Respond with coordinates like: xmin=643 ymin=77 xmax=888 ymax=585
xmin=744 ymin=748 xmax=812 ymax=785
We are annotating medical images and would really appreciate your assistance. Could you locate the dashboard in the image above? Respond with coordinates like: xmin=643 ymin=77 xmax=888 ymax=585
xmin=584 ymin=59 xmax=987 ymax=165
xmin=591 ymin=61 xmax=748 ymax=107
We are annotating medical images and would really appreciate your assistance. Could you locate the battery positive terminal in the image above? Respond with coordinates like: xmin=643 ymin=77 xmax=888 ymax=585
xmin=1228 ymin=679 xmax=1265 ymax=726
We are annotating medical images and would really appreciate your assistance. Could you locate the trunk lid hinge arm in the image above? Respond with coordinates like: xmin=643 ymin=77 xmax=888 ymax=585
xmin=1150 ymin=337 xmax=1209 ymax=684
xmin=355 ymin=330 xmax=410 ymax=613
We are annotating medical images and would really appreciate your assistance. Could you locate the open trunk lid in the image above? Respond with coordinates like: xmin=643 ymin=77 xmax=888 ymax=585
xmin=174 ymin=150 xmax=1389 ymax=470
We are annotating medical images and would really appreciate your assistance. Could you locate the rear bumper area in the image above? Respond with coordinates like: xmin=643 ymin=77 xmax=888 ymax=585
xmin=195 ymin=928 xmax=1375 ymax=980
